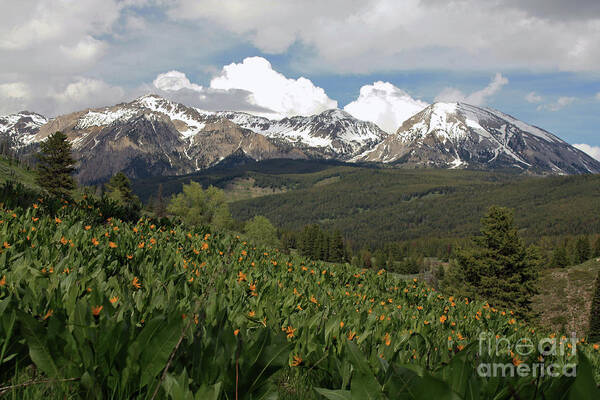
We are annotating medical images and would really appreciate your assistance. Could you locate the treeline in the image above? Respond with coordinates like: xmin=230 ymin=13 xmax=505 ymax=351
xmin=547 ymin=235 xmax=600 ymax=267
xmin=281 ymin=225 xmax=348 ymax=262
xmin=278 ymin=224 xmax=471 ymax=275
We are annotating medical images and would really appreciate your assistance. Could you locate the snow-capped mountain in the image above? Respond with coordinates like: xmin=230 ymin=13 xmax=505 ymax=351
xmin=24 ymin=94 xmax=388 ymax=182
xmin=3 ymin=95 xmax=599 ymax=183
xmin=31 ymin=95 xmax=309 ymax=183
xmin=0 ymin=111 xmax=48 ymax=149
xmin=215 ymin=109 xmax=387 ymax=159
xmin=356 ymin=102 xmax=600 ymax=174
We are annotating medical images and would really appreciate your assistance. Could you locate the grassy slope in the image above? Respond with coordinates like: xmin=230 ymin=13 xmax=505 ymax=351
xmin=0 ymin=157 xmax=38 ymax=188
xmin=533 ymin=258 xmax=600 ymax=337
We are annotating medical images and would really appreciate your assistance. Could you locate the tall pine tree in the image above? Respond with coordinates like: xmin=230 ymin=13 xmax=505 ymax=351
xmin=450 ymin=206 xmax=538 ymax=319
xmin=551 ymin=245 xmax=569 ymax=268
xmin=105 ymin=172 xmax=142 ymax=220
xmin=329 ymin=230 xmax=345 ymax=262
xmin=574 ymin=236 xmax=591 ymax=264
xmin=36 ymin=131 xmax=76 ymax=199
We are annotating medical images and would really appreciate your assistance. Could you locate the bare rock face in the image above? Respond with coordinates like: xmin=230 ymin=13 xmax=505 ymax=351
xmin=356 ymin=102 xmax=600 ymax=174
xmin=185 ymin=119 xmax=308 ymax=171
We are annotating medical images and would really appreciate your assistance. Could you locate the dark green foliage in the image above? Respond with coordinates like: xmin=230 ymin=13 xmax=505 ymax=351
xmin=222 ymin=164 xmax=600 ymax=250
xmin=551 ymin=245 xmax=570 ymax=268
xmin=589 ymin=271 xmax=600 ymax=343
xmin=35 ymin=132 xmax=76 ymax=199
xmin=448 ymin=206 xmax=539 ymax=319
xmin=390 ymin=257 xmax=421 ymax=275
xmin=104 ymin=172 xmax=142 ymax=221
xmin=594 ymin=236 xmax=600 ymax=258
xmin=0 ymin=181 xmax=40 ymax=209
xmin=575 ymin=236 xmax=592 ymax=264
xmin=289 ymin=224 xmax=348 ymax=263
xmin=329 ymin=230 xmax=346 ymax=262
xmin=133 ymin=161 xmax=600 ymax=264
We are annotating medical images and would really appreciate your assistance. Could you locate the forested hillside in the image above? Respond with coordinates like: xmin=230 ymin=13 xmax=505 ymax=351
xmin=132 ymin=160 xmax=600 ymax=249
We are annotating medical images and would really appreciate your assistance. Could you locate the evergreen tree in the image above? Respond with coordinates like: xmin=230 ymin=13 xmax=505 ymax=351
xmin=449 ymin=206 xmax=539 ymax=319
xmin=104 ymin=172 xmax=142 ymax=221
xmin=281 ymin=231 xmax=296 ymax=253
xmin=594 ymin=236 xmax=600 ymax=258
xmin=574 ymin=236 xmax=591 ymax=264
xmin=328 ymin=230 xmax=345 ymax=262
xmin=588 ymin=271 xmax=600 ymax=343
xmin=36 ymin=131 xmax=76 ymax=199
xmin=105 ymin=172 xmax=138 ymax=206
xmin=551 ymin=246 xmax=569 ymax=268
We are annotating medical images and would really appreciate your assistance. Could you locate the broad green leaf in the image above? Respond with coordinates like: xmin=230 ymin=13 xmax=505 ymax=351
xmin=314 ymin=387 xmax=352 ymax=400
xmin=19 ymin=313 xmax=60 ymax=378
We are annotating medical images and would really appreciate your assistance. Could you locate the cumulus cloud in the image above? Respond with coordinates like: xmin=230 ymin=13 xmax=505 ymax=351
xmin=537 ymin=96 xmax=576 ymax=111
xmin=343 ymin=82 xmax=428 ymax=133
xmin=573 ymin=143 xmax=600 ymax=160
xmin=149 ymin=57 xmax=337 ymax=118
xmin=209 ymin=57 xmax=337 ymax=117
xmin=525 ymin=92 xmax=543 ymax=103
xmin=153 ymin=71 xmax=204 ymax=92
xmin=435 ymin=73 xmax=509 ymax=106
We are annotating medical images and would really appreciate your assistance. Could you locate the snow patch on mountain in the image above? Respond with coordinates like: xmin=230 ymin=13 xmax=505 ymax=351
xmin=0 ymin=111 xmax=48 ymax=147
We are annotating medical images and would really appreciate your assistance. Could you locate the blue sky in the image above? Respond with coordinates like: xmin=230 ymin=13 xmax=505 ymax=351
xmin=0 ymin=0 xmax=599 ymax=155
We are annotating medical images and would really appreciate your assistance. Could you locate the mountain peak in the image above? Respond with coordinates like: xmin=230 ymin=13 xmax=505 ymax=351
xmin=317 ymin=109 xmax=354 ymax=119
xmin=358 ymin=101 xmax=600 ymax=174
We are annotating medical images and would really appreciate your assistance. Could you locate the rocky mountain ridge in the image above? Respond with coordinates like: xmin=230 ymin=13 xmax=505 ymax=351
xmin=2 ymin=95 xmax=599 ymax=183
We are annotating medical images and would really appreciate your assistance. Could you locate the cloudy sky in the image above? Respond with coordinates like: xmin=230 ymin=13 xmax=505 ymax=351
xmin=1 ymin=0 xmax=599 ymax=157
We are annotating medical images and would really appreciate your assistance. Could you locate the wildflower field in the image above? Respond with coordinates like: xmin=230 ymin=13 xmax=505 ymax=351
xmin=0 ymin=201 xmax=599 ymax=399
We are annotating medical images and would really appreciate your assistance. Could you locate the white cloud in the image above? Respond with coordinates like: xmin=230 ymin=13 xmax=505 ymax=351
xmin=209 ymin=57 xmax=337 ymax=117
xmin=343 ymin=81 xmax=428 ymax=133
xmin=537 ymin=96 xmax=576 ymax=111
xmin=167 ymin=0 xmax=600 ymax=73
xmin=153 ymin=71 xmax=203 ymax=92
xmin=0 ymin=82 xmax=30 ymax=100
xmin=59 ymin=36 xmax=108 ymax=63
xmin=434 ymin=73 xmax=509 ymax=106
xmin=150 ymin=57 xmax=337 ymax=118
xmin=525 ymin=92 xmax=543 ymax=103
xmin=573 ymin=143 xmax=600 ymax=161
xmin=50 ymin=78 xmax=126 ymax=116
xmin=465 ymin=74 xmax=509 ymax=105
xmin=0 ymin=1 xmax=120 ymax=51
